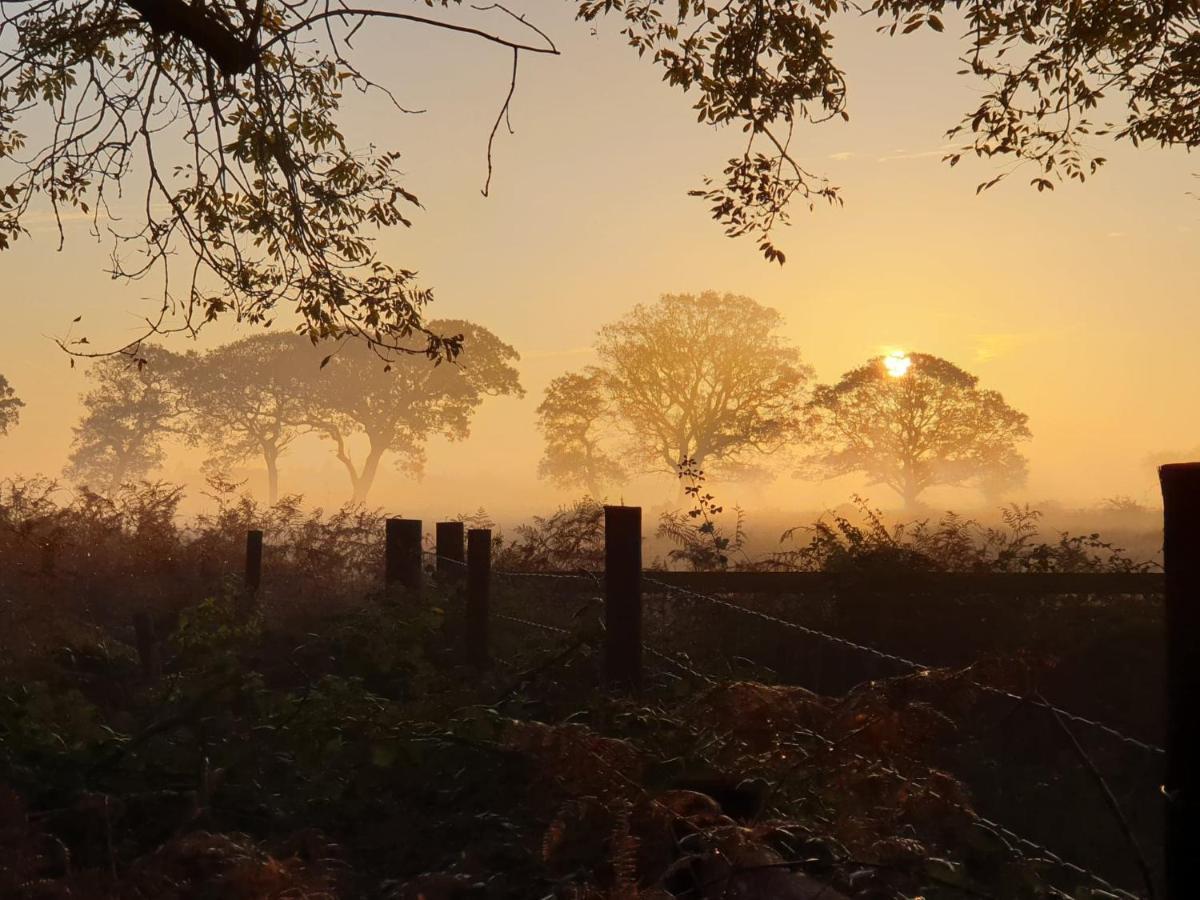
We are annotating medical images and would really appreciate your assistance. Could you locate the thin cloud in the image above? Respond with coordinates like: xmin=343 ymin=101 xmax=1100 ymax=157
xmin=877 ymin=143 xmax=959 ymax=163
xmin=972 ymin=331 xmax=1052 ymax=363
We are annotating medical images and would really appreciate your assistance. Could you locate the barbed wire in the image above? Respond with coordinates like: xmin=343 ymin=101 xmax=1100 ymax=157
xmin=428 ymin=553 xmax=598 ymax=583
xmin=416 ymin=557 xmax=1162 ymax=756
xmin=420 ymin=557 xmax=1145 ymax=898
xmin=493 ymin=611 xmax=571 ymax=636
xmin=642 ymin=575 xmax=1165 ymax=758
xmin=786 ymin=723 xmax=1145 ymax=900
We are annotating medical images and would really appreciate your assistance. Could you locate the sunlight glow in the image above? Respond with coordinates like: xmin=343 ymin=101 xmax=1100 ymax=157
xmin=883 ymin=351 xmax=912 ymax=378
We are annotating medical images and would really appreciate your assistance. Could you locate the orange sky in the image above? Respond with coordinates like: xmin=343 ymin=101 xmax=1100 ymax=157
xmin=0 ymin=4 xmax=1196 ymax=521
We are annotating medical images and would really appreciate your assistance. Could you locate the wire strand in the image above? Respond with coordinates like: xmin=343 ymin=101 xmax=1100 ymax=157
xmin=642 ymin=575 xmax=1165 ymax=757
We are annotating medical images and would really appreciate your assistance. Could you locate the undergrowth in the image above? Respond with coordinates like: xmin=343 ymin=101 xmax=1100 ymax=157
xmin=0 ymin=477 xmax=1161 ymax=898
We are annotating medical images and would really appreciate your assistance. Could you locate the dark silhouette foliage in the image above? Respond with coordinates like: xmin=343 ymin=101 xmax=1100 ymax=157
xmin=0 ymin=373 xmax=22 ymax=434
xmin=5 ymin=1 xmax=1191 ymax=354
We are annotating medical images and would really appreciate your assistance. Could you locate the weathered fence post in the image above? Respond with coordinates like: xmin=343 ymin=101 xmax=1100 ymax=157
xmin=245 ymin=530 xmax=263 ymax=594
xmin=132 ymin=610 xmax=159 ymax=680
xmin=466 ymin=528 xmax=491 ymax=667
xmin=436 ymin=521 xmax=466 ymax=579
xmin=1160 ymin=462 xmax=1200 ymax=900
xmin=385 ymin=518 xmax=423 ymax=595
xmin=604 ymin=505 xmax=642 ymax=689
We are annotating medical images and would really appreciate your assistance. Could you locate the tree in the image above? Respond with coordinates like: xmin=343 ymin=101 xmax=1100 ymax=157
xmin=538 ymin=292 xmax=813 ymax=488
xmin=0 ymin=374 xmax=23 ymax=434
xmin=806 ymin=353 xmax=1031 ymax=509
xmin=536 ymin=369 xmax=626 ymax=496
xmin=65 ymin=347 xmax=190 ymax=492
xmin=181 ymin=333 xmax=314 ymax=504
xmin=301 ymin=319 xmax=523 ymax=504
xmin=3 ymin=3 xmax=1193 ymax=356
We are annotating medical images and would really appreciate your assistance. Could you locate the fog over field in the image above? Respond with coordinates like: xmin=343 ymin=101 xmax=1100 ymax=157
xmin=0 ymin=3 xmax=1194 ymax=899
xmin=0 ymin=5 xmax=1196 ymax=525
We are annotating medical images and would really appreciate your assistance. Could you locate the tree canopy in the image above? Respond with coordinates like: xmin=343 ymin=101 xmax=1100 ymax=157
xmin=66 ymin=347 xmax=190 ymax=492
xmin=806 ymin=352 xmax=1031 ymax=508
xmin=177 ymin=333 xmax=314 ymax=503
xmin=64 ymin=323 xmax=522 ymax=502
xmin=0 ymin=374 xmax=22 ymax=435
xmin=536 ymin=369 xmax=626 ymax=496
xmin=538 ymin=292 xmax=813 ymax=488
xmin=2 ymin=1 xmax=1194 ymax=354
xmin=300 ymin=319 xmax=523 ymax=504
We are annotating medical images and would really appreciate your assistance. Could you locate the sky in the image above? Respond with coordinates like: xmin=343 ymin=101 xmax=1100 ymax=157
xmin=0 ymin=3 xmax=1196 ymax=523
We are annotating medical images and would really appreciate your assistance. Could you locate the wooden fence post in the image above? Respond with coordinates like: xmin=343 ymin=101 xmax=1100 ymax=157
xmin=604 ymin=505 xmax=642 ymax=689
xmin=132 ymin=611 xmax=159 ymax=680
xmin=466 ymin=528 xmax=491 ymax=667
xmin=385 ymin=518 xmax=423 ymax=594
xmin=245 ymin=530 xmax=263 ymax=594
xmin=1160 ymin=462 xmax=1200 ymax=900
xmin=436 ymin=521 xmax=466 ymax=579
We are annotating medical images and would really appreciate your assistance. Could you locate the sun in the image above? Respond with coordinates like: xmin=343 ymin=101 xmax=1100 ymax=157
xmin=883 ymin=351 xmax=912 ymax=378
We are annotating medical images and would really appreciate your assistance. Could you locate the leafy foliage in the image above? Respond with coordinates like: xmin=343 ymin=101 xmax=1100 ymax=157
xmin=0 ymin=0 xmax=532 ymax=358
xmin=0 ymin=481 xmax=1165 ymax=898
xmin=580 ymin=1 xmax=1199 ymax=259
xmin=494 ymin=496 xmax=607 ymax=573
xmin=806 ymin=353 xmax=1031 ymax=508
xmin=0 ymin=372 xmax=22 ymax=434
xmin=657 ymin=458 xmax=748 ymax=570
xmin=772 ymin=495 xmax=1154 ymax=575
xmin=539 ymin=292 xmax=813 ymax=488
xmin=63 ymin=323 xmax=522 ymax=503
xmin=537 ymin=369 xmax=627 ymax=496
xmin=299 ymin=320 xmax=524 ymax=503
xmin=1 ymin=0 xmax=1194 ymax=354
xmin=65 ymin=347 xmax=192 ymax=493
xmin=177 ymin=334 xmax=314 ymax=503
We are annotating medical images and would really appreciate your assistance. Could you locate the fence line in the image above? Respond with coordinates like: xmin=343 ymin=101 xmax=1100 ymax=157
xmin=788 ymin=723 xmax=1144 ymax=900
xmin=481 ymin=578 xmax=1144 ymax=900
xmin=221 ymin=507 xmax=1175 ymax=899
xmin=642 ymin=575 xmax=1166 ymax=758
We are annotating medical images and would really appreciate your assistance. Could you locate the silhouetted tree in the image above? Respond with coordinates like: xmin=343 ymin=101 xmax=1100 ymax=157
xmin=181 ymin=334 xmax=313 ymax=503
xmin=807 ymin=353 xmax=1031 ymax=509
xmin=539 ymin=293 xmax=812 ymax=487
xmin=302 ymin=320 xmax=523 ymax=504
xmin=66 ymin=348 xmax=190 ymax=492
xmin=536 ymin=369 xmax=626 ymax=496
xmin=0 ymin=374 xmax=23 ymax=434
xmin=5 ymin=2 xmax=1193 ymax=354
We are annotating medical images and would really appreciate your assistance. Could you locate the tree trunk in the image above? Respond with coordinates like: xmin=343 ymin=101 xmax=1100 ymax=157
xmin=263 ymin=447 xmax=280 ymax=505
xmin=901 ymin=481 xmax=924 ymax=512
xmin=351 ymin=442 xmax=387 ymax=505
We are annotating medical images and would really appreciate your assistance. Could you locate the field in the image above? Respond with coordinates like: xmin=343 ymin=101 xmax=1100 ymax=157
xmin=0 ymin=480 xmax=1164 ymax=899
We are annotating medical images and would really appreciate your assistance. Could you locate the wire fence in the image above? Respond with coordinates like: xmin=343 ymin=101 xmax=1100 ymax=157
xmin=481 ymin=572 xmax=1148 ymax=900
xmin=418 ymin=529 xmax=1162 ymax=899
xmin=426 ymin=550 xmax=1164 ymax=759
xmin=640 ymin=574 xmax=1166 ymax=758
xmin=436 ymin=556 xmax=1156 ymax=897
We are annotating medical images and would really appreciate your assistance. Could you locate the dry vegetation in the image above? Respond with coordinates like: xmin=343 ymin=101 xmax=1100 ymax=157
xmin=0 ymin=480 xmax=1162 ymax=898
